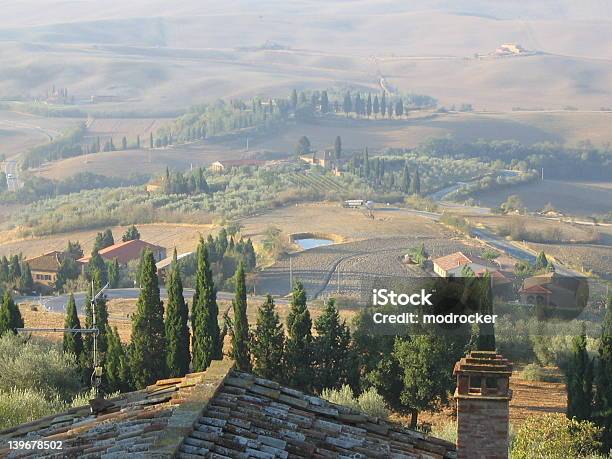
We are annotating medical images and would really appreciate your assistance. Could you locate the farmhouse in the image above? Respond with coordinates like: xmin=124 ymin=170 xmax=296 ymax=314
xmin=519 ymin=272 xmax=586 ymax=316
xmin=78 ymin=239 xmax=166 ymax=265
xmin=0 ymin=351 xmax=514 ymax=459
xmin=25 ymin=251 xmax=66 ymax=287
xmin=433 ymin=251 xmax=494 ymax=277
xmin=209 ymin=159 xmax=266 ymax=173
xmin=299 ymin=150 xmax=334 ymax=169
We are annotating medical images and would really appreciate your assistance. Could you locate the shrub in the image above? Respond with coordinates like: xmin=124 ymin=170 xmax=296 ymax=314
xmin=511 ymin=414 xmax=602 ymax=459
xmin=0 ymin=387 xmax=67 ymax=430
xmin=322 ymin=385 xmax=390 ymax=420
xmin=519 ymin=363 xmax=562 ymax=383
xmin=430 ymin=420 xmax=457 ymax=444
xmin=0 ymin=334 xmax=82 ymax=400
xmin=357 ymin=387 xmax=390 ymax=419
xmin=321 ymin=385 xmax=359 ymax=411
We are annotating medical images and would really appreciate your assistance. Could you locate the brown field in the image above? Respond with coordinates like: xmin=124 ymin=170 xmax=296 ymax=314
xmin=472 ymin=180 xmax=612 ymax=216
xmin=467 ymin=214 xmax=604 ymax=243
xmin=83 ymin=117 xmax=171 ymax=147
xmin=418 ymin=373 xmax=566 ymax=429
xmin=0 ymin=222 xmax=214 ymax=259
xmin=241 ymin=203 xmax=486 ymax=297
xmin=34 ymin=142 xmax=249 ymax=180
xmin=527 ymin=242 xmax=612 ymax=279
xmin=0 ymin=110 xmax=80 ymax=159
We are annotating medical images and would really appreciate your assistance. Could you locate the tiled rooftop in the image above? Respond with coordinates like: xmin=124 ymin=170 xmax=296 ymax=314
xmin=0 ymin=360 xmax=456 ymax=459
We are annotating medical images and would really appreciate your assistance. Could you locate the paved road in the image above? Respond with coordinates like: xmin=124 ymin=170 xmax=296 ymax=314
xmin=20 ymin=288 xmax=290 ymax=315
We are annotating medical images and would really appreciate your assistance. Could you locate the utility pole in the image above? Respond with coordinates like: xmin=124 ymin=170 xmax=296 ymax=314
xmin=337 ymin=265 xmax=340 ymax=295
xmin=289 ymin=256 xmax=293 ymax=290
xmin=17 ymin=282 xmax=109 ymax=394
xmin=541 ymin=167 xmax=544 ymax=181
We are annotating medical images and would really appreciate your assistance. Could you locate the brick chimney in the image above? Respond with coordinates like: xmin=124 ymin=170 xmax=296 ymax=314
xmin=454 ymin=351 xmax=513 ymax=459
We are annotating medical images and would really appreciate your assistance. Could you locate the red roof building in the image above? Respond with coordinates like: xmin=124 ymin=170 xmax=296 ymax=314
xmin=78 ymin=239 xmax=166 ymax=265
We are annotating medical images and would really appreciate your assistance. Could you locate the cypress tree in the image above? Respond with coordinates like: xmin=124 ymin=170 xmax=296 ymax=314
xmin=63 ymin=293 xmax=83 ymax=359
xmin=104 ymin=325 xmax=131 ymax=393
xmin=0 ymin=256 xmax=9 ymax=283
xmin=9 ymin=255 xmax=21 ymax=281
xmin=191 ymin=240 xmax=221 ymax=371
xmin=0 ymin=291 xmax=24 ymax=335
xmin=342 ymin=91 xmax=352 ymax=116
xmin=366 ymin=93 xmax=372 ymax=117
xmin=284 ymin=281 xmax=313 ymax=390
xmin=321 ymin=90 xmax=329 ymax=113
xmin=252 ymin=295 xmax=284 ymax=380
xmin=566 ymin=325 xmax=594 ymax=421
xmin=594 ymin=296 xmax=612 ymax=451
xmin=165 ymin=249 xmax=190 ymax=377
xmin=107 ymin=258 xmax=119 ymax=288
xmin=291 ymin=89 xmax=298 ymax=109
xmin=130 ymin=250 xmax=167 ymax=388
xmin=313 ymin=298 xmax=352 ymax=392
xmin=381 ymin=91 xmax=387 ymax=117
xmin=373 ymin=95 xmax=380 ymax=117
xmin=334 ymin=136 xmax=342 ymax=160
xmin=535 ymin=251 xmax=550 ymax=271
xmin=474 ymin=272 xmax=496 ymax=351
xmin=231 ymin=262 xmax=251 ymax=371
xmin=411 ymin=167 xmax=421 ymax=195
xmin=19 ymin=263 xmax=34 ymax=294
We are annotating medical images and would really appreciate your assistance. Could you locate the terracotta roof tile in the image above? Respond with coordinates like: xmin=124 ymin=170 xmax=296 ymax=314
xmin=0 ymin=360 xmax=456 ymax=458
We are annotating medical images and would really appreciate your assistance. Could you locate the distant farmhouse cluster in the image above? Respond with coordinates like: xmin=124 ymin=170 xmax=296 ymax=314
xmin=26 ymin=239 xmax=169 ymax=289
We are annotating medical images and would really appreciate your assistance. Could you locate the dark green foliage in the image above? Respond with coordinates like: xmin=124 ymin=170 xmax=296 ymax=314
xmin=411 ymin=166 xmax=421 ymax=195
xmin=296 ymin=136 xmax=311 ymax=156
xmin=334 ymin=136 xmax=342 ymax=160
xmin=107 ymin=258 xmax=120 ymax=289
xmin=594 ymin=297 xmax=612 ymax=451
xmin=342 ymin=92 xmax=352 ymax=115
xmin=0 ymin=291 xmax=24 ymax=335
xmin=566 ymin=326 xmax=594 ymax=422
xmin=394 ymin=334 xmax=454 ymax=427
xmin=191 ymin=240 xmax=221 ymax=372
xmin=104 ymin=325 xmax=131 ymax=393
xmin=163 ymin=167 xmax=209 ymax=195
xmin=164 ymin=250 xmax=190 ymax=377
xmin=122 ymin=225 xmax=141 ymax=242
xmin=67 ymin=240 xmax=84 ymax=259
xmin=535 ymin=251 xmax=552 ymax=271
xmin=130 ymin=250 xmax=167 ymax=389
xmin=9 ymin=255 xmax=21 ymax=281
xmin=93 ymin=229 xmax=114 ymax=252
xmin=284 ymin=282 xmax=313 ymax=390
xmin=476 ymin=272 xmax=496 ymax=351
xmin=230 ymin=262 xmax=251 ymax=371
xmin=291 ymin=89 xmax=298 ymax=109
xmin=320 ymin=91 xmax=329 ymax=113
xmin=401 ymin=163 xmax=411 ymax=194
xmin=0 ymin=256 xmax=9 ymax=284
xmin=395 ymin=99 xmax=404 ymax=117
xmin=18 ymin=263 xmax=34 ymax=294
xmin=312 ymin=299 xmax=353 ymax=392
xmin=63 ymin=293 xmax=83 ymax=359
xmin=87 ymin=250 xmax=108 ymax=286
xmin=252 ymin=295 xmax=284 ymax=380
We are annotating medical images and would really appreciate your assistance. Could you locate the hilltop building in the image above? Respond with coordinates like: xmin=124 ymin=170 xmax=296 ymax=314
xmin=209 ymin=159 xmax=266 ymax=173
xmin=299 ymin=150 xmax=334 ymax=169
